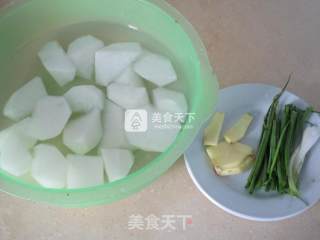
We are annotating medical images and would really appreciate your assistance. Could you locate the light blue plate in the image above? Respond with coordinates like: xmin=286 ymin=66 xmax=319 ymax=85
xmin=185 ymin=83 xmax=320 ymax=221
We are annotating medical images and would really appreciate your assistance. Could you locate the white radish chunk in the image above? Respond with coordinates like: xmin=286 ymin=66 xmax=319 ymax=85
xmin=3 ymin=77 xmax=47 ymax=121
xmin=67 ymin=35 xmax=104 ymax=80
xmin=152 ymin=88 xmax=188 ymax=114
xmin=107 ymin=83 xmax=149 ymax=109
xmin=0 ymin=118 xmax=37 ymax=151
xmin=115 ymin=65 xmax=144 ymax=87
xmin=38 ymin=41 xmax=76 ymax=86
xmin=126 ymin=106 xmax=181 ymax=152
xmin=134 ymin=53 xmax=177 ymax=86
xmin=64 ymin=85 xmax=105 ymax=113
xmin=67 ymin=155 xmax=104 ymax=189
xmin=32 ymin=144 xmax=68 ymax=189
xmin=29 ymin=96 xmax=71 ymax=140
xmin=63 ymin=109 xmax=102 ymax=154
xmin=100 ymin=100 xmax=133 ymax=149
xmin=0 ymin=132 xmax=32 ymax=176
xmin=101 ymin=148 xmax=134 ymax=182
xmin=95 ymin=42 xmax=142 ymax=86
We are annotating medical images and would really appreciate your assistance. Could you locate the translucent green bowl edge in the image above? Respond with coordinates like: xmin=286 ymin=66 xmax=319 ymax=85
xmin=0 ymin=0 xmax=219 ymax=207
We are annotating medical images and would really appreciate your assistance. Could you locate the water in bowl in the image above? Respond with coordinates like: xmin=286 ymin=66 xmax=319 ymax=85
xmin=0 ymin=21 xmax=187 ymax=185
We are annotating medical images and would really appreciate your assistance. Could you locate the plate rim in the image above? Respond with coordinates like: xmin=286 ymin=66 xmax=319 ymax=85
xmin=184 ymin=83 xmax=320 ymax=222
xmin=184 ymin=156 xmax=318 ymax=222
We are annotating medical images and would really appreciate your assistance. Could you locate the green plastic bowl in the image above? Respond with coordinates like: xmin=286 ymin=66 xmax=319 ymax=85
xmin=0 ymin=0 xmax=218 ymax=207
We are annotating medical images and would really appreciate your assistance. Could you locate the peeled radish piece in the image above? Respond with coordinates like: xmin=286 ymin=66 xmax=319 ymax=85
xmin=67 ymin=35 xmax=104 ymax=80
xmin=0 ymin=118 xmax=37 ymax=151
xmin=101 ymin=148 xmax=134 ymax=182
xmin=63 ymin=109 xmax=102 ymax=154
xmin=126 ymin=106 xmax=181 ymax=152
xmin=3 ymin=77 xmax=47 ymax=121
xmin=107 ymin=83 xmax=149 ymax=109
xmin=95 ymin=42 xmax=142 ymax=86
xmin=0 ymin=131 xmax=32 ymax=176
xmin=115 ymin=65 xmax=144 ymax=87
xmin=67 ymin=155 xmax=104 ymax=189
xmin=152 ymin=88 xmax=188 ymax=114
xmin=134 ymin=53 xmax=177 ymax=86
xmin=64 ymin=85 xmax=104 ymax=113
xmin=38 ymin=41 xmax=76 ymax=86
xmin=100 ymin=100 xmax=133 ymax=149
xmin=29 ymin=96 xmax=71 ymax=140
xmin=32 ymin=144 xmax=68 ymax=189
